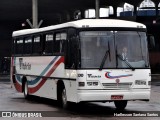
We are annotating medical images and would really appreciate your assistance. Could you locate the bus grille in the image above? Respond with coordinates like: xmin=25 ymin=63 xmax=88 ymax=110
xmin=102 ymin=82 xmax=132 ymax=89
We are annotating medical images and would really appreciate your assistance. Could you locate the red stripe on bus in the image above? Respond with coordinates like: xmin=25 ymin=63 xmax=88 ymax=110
xmin=28 ymin=57 xmax=64 ymax=94
xmin=15 ymin=82 xmax=23 ymax=92
xmin=12 ymin=75 xmax=22 ymax=92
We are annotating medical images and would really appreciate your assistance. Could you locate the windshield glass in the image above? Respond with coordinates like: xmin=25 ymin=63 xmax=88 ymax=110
xmin=80 ymin=31 xmax=116 ymax=68
xmin=79 ymin=31 xmax=149 ymax=69
xmin=115 ymin=31 xmax=149 ymax=68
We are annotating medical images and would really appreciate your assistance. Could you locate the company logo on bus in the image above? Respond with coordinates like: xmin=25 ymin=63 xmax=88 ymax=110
xmin=105 ymin=72 xmax=132 ymax=79
xmin=87 ymin=74 xmax=101 ymax=78
xmin=19 ymin=58 xmax=31 ymax=70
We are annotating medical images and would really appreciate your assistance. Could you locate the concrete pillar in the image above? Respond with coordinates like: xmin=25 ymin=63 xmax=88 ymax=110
xmin=95 ymin=0 xmax=100 ymax=19
xmin=133 ymin=5 xmax=137 ymax=17
xmin=32 ymin=0 xmax=38 ymax=28
xmin=113 ymin=6 xmax=117 ymax=17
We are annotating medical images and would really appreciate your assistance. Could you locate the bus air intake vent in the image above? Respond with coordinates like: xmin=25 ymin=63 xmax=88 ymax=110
xmin=102 ymin=82 xmax=132 ymax=89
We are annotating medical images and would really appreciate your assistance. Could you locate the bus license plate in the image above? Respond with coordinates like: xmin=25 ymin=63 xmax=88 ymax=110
xmin=111 ymin=95 xmax=123 ymax=100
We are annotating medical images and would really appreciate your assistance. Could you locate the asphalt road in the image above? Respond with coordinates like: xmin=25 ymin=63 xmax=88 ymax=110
xmin=0 ymin=77 xmax=160 ymax=120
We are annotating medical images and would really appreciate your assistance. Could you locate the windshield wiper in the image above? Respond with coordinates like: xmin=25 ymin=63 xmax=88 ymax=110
xmin=117 ymin=54 xmax=135 ymax=71
xmin=99 ymin=42 xmax=111 ymax=70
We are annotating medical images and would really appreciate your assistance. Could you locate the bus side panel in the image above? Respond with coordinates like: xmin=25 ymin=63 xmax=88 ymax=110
xmin=25 ymin=76 xmax=57 ymax=99
xmin=13 ymin=56 xmax=69 ymax=100
xmin=28 ymin=62 xmax=65 ymax=99
xmin=13 ymin=56 xmax=78 ymax=102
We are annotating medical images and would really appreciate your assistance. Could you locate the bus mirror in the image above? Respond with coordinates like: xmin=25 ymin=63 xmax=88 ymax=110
xmin=148 ymin=35 xmax=155 ymax=48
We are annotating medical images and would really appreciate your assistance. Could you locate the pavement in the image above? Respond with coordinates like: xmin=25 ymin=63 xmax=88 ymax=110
xmin=0 ymin=74 xmax=10 ymax=82
xmin=151 ymin=74 xmax=160 ymax=80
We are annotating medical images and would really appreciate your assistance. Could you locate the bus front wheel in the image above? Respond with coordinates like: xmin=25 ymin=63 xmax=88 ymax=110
xmin=114 ymin=100 xmax=127 ymax=110
xmin=61 ymin=88 xmax=69 ymax=109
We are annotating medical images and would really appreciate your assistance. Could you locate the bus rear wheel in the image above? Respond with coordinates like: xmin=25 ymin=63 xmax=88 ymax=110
xmin=114 ymin=100 xmax=127 ymax=110
xmin=23 ymin=81 xmax=29 ymax=99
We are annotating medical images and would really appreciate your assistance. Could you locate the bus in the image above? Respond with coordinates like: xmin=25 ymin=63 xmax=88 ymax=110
xmin=11 ymin=19 xmax=151 ymax=110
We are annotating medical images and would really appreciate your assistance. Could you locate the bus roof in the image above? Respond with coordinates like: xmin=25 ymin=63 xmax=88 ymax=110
xmin=12 ymin=19 xmax=146 ymax=37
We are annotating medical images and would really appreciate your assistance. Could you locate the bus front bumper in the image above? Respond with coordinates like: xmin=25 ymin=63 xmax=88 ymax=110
xmin=77 ymin=89 xmax=150 ymax=102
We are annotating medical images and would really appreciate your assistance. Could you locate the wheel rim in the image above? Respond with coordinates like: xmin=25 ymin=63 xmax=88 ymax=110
xmin=24 ymin=82 xmax=28 ymax=96
xmin=62 ymin=89 xmax=67 ymax=106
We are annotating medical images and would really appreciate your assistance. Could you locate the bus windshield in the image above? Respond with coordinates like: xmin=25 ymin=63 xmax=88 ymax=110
xmin=79 ymin=31 xmax=149 ymax=69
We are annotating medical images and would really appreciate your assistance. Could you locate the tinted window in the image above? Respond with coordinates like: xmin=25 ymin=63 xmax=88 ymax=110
xmin=24 ymin=37 xmax=32 ymax=54
xmin=115 ymin=31 xmax=149 ymax=68
xmin=33 ymin=36 xmax=41 ymax=54
xmin=15 ymin=38 xmax=23 ymax=54
xmin=45 ymin=34 xmax=53 ymax=54
xmin=54 ymin=32 xmax=67 ymax=54
xmin=80 ymin=31 xmax=115 ymax=68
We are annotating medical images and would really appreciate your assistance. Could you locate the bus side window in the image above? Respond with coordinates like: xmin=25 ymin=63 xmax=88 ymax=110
xmin=60 ymin=33 xmax=67 ymax=53
xmin=33 ymin=36 xmax=41 ymax=54
xmin=54 ymin=32 xmax=67 ymax=54
xmin=15 ymin=38 xmax=23 ymax=55
xmin=45 ymin=34 xmax=53 ymax=54
xmin=24 ymin=37 xmax=32 ymax=55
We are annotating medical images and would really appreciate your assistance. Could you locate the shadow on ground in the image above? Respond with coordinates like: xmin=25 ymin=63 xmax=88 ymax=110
xmin=10 ymin=95 xmax=144 ymax=117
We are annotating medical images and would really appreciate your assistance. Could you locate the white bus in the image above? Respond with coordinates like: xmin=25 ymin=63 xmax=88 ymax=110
xmin=11 ymin=19 xmax=151 ymax=110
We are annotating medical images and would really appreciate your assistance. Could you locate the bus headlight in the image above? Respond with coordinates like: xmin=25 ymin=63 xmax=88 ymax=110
xmin=135 ymin=80 xmax=146 ymax=85
xmin=79 ymin=82 xmax=85 ymax=87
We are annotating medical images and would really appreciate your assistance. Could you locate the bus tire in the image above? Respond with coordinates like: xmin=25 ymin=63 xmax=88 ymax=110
xmin=61 ymin=87 xmax=69 ymax=109
xmin=114 ymin=100 xmax=127 ymax=110
xmin=23 ymin=80 xmax=29 ymax=99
